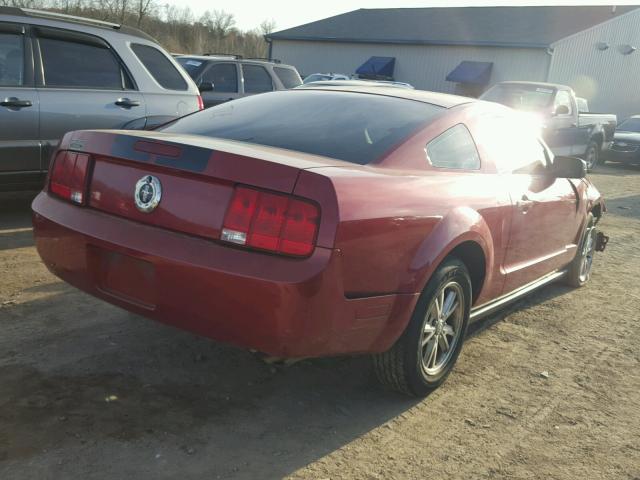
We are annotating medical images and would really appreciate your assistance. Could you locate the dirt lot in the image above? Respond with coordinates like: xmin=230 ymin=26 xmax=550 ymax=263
xmin=0 ymin=165 xmax=639 ymax=480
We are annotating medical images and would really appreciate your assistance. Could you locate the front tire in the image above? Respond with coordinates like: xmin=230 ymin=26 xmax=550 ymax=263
xmin=565 ymin=213 xmax=596 ymax=287
xmin=373 ymin=257 xmax=471 ymax=397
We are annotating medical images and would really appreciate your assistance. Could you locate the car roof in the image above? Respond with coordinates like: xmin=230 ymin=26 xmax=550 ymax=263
xmin=298 ymin=84 xmax=474 ymax=109
xmin=0 ymin=6 xmax=157 ymax=42
xmin=176 ymin=55 xmax=296 ymax=68
xmin=299 ymin=80 xmax=413 ymax=89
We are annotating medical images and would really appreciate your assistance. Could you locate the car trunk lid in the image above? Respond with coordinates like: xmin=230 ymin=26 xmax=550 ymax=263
xmin=57 ymin=130 xmax=340 ymax=243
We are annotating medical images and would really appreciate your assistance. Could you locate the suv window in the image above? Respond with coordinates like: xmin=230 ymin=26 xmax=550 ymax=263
xmin=39 ymin=36 xmax=123 ymax=89
xmin=274 ymin=67 xmax=301 ymax=89
xmin=202 ymin=63 xmax=237 ymax=92
xmin=0 ymin=32 xmax=23 ymax=86
xmin=242 ymin=64 xmax=273 ymax=93
xmin=131 ymin=44 xmax=187 ymax=90
xmin=427 ymin=124 xmax=480 ymax=170
xmin=554 ymin=90 xmax=573 ymax=115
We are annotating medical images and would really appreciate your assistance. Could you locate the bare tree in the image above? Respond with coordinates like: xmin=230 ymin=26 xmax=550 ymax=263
xmin=0 ymin=0 xmax=270 ymax=58
xmin=259 ymin=19 xmax=276 ymax=36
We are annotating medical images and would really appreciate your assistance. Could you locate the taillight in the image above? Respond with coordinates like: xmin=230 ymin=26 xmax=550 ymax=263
xmin=221 ymin=186 xmax=320 ymax=257
xmin=197 ymin=95 xmax=204 ymax=110
xmin=49 ymin=150 xmax=91 ymax=205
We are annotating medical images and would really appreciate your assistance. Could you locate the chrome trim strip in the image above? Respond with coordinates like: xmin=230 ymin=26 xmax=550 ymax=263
xmin=470 ymin=269 xmax=566 ymax=321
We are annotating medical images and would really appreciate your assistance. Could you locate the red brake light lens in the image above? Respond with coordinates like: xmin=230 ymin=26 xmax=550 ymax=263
xmin=49 ymin=150 xmax=90 ymax=205
xmin=221 ymin=186 xmax=320 ymax=257
xmin=197 ymin=95 xmax=204 ymax=111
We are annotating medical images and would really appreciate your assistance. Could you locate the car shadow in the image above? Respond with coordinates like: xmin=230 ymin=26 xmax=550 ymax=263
xmin=0 ymin=289 xmax=424 ymax=479
xmin=468 ymin=281 xmax=572 ymax=338
xmin=0 ymin=192 xmax=37 ymax=251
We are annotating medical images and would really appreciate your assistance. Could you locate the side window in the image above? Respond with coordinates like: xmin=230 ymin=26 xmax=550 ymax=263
xmin=0 ymin=31 xmax=24 ymax=87
xmin=511 ymin=137 xmax=548 ymax=174
xmin=426 ymin=124 xmax=481 ymax=170
xmin=131 ymin=44 xmax=187 ymax=91
xmin=476 ymin=114 xmax=548 ymax=173
xmin=242 ymin=64 xmax=273 ymax=93
xmin=274 ymin=67 xmax=301 ymax=89
xmin=38 ymin=36 xmax=124 ymax=89
xmin=554 ymin=90 xmax=573 ymax=115
xmin=202 ymin=63 xmax=238 ymax=93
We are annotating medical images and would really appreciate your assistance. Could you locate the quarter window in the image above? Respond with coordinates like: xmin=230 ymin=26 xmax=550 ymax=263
xmin=131 ymin=44 xmax=187 ymax=91
xmin=0 ymin=32 xmax=24 ymax=87
xmin=427 ymin=124 xmax=481 ymax=170
xmin=39 ymin=36 xmax=124 ymax=89
xmin=242 ymin=64 xmax=273 ymax=93
xmin=202 ymin=63 xmax=238 ymax=93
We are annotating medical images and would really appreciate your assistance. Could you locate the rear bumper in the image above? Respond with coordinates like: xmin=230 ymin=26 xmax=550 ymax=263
xmin=32 ymin=192 xmax=417 ymax=357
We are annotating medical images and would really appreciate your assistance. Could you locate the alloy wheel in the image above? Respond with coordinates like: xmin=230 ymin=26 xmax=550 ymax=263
xmin=579 ymin=225 xmax=596 ymax=282
xmin=420 ymin=281 xmax=464 ymax=376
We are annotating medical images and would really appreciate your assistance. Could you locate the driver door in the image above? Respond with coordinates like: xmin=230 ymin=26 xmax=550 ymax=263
xmin=501 ymin=139 xmax=580 ymax=293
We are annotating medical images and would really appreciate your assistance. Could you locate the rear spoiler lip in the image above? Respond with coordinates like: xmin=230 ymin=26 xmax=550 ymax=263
xmin=60 ymin=129 xmax=348 ymax=172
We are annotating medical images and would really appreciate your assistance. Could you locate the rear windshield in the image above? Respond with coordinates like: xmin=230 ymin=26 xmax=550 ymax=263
xmin=131 ymin=44 xmax=188 ymax=90
xmin=481 ymin=84 xmax=555 ymax=112
xmin=160 ymin=90 xmax=443 ymax=164
xmin=274 ymin=66 xmax=302 ymax=88
xmin=176 ymin=57 xmax=206 ymax=78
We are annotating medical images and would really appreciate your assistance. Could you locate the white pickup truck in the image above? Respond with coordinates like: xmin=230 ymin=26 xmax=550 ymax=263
xmin=481 ymin=81 xmax=617 ymax=169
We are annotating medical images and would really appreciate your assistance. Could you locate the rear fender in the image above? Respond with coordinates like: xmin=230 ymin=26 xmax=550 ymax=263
xmin=408 ymin=206 xmax=494 ymax=299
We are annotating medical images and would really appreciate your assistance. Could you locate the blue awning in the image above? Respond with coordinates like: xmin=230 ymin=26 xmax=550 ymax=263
xmin=446 ymin=61 xmax=493 ymax=85
xmin=356 ymin=56 xmax=395 ymax=78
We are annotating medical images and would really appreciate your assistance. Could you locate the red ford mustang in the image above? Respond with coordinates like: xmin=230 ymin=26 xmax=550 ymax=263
xmin=32 ymin=86 xmax=607 ymax=396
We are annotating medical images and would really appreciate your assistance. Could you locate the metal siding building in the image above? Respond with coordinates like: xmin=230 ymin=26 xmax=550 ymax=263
xmin=272 ymin=40 xmax=551 ymax=94
xmin=268 ymin=6 xmax=640 ymax=118
xmin=548 ymin=9 xmax=640 ymax=120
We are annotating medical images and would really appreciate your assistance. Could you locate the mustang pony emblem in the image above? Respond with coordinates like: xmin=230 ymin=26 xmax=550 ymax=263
xmin=134 ymin=175 xmax=162 ymax=213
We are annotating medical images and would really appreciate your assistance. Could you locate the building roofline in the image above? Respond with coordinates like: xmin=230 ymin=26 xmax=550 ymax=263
xmin=550 ymin=5 xmax=640 ymax=47
xmin=265 ymin=35 xmax=549 ymax=49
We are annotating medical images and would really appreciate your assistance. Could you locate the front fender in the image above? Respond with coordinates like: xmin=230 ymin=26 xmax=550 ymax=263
xmin=407 ymin=206 xmax=494 ymax=297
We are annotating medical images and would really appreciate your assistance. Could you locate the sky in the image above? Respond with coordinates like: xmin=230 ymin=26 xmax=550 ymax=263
xmin=175 ymin=0 xmax=640 ymax=32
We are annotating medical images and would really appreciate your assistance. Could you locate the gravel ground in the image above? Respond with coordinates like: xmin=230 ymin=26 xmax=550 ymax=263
xmin=0 ymin=165 xmax=639 ymax=480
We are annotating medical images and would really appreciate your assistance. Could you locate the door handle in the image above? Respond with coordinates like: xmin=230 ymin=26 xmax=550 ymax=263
xmin=516 ymin=194 xmax=535 ymax=213
xmin=1 ymin=97 xmax=33 ymax=108
xmin=115 ymin=98 xmax=141 ymax=108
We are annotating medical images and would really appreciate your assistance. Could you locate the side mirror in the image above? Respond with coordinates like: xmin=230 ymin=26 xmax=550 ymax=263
xmin=554 ymin=104 xmax=570 ymax=116
xmin=199 ymin=81 xmax=214 ymax=92
xmin=551 ymin=156 xmax=586 ymax=178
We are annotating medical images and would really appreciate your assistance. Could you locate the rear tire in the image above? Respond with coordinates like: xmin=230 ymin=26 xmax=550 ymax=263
xmin=584 ymin=141 xmax=600 ymax=171
xmin=372 ymin=257 xmax=471 ymax=397
xmin=565 ymin=213 xmax=596 ymax=288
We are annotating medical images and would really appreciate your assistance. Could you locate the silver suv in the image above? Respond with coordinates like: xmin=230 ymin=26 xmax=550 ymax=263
xmin=0 ymin=7 xmax=201 ymax=191
xmin=175 ymin=55 xmax=302 ymax=108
